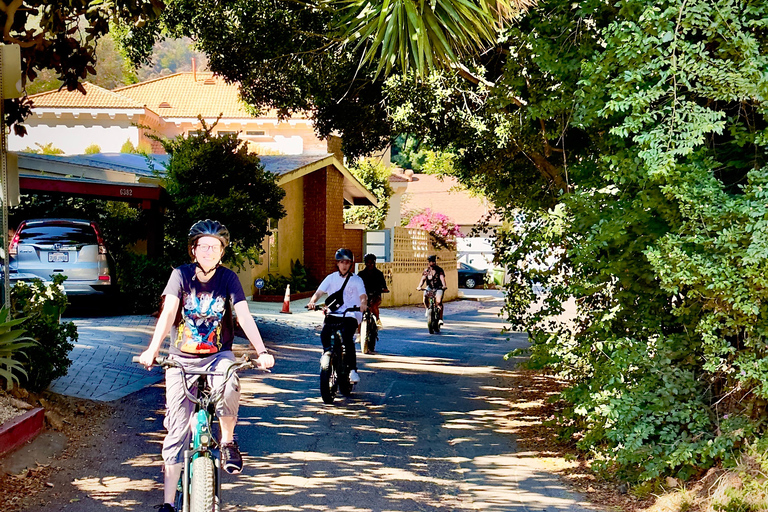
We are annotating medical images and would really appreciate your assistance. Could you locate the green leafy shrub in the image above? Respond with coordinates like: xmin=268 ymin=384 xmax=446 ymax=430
xmin=343 ymin=158 xmax=394 ymax=230
xmin=11 ymin=275 xmax=77 ymax=392
xmin=115 ymin=253 xmax=177 ymax=314
xmin=156 ymin=118 xmax=286 ymax=268
xmin=0 ymin=308 xmax=35 ymax=389
xmin=260 ymin=260 xmax=317 ymax=295
xmin=84 ymin=144 xmax=101 ymax=154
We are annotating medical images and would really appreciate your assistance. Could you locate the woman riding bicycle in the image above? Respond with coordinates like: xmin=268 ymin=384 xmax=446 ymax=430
xmin=307 ymin=248 xmax=367 ymax=384
xmin=417 ymin=254 xmax=448 ymax=324
xmin=138 ymin=219 xmax=274 ymax=512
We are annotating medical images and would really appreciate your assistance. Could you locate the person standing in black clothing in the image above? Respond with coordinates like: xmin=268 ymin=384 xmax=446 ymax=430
xmin=357 ymin=253 xmax=389 ymax=328
xmin=417 ymin=254 xmax=447 ymax=323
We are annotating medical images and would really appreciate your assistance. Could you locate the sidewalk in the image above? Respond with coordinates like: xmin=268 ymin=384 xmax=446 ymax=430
xmin=48 ymin=315 xmax=164 ymax=401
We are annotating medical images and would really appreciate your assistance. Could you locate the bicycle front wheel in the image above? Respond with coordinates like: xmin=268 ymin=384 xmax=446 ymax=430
xmin=190 ymin=456 xmax=216 ymax=512
xmin=320 ymin=357 xmax=337 ymax=404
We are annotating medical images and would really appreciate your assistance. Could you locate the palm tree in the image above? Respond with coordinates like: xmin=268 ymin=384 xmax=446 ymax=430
xmin=335 ymin=0 xmax=534 ymax=77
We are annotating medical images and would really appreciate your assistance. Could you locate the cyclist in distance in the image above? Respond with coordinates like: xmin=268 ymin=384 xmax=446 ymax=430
xmin=357 ymin=253 xmax=389 ymax=328
xmin=307 ymin=248 xmax=367 ymax=384
xmin=138 ymin=219 xmax=275 ymax=512
xmin=417 ymin=254 xmax=448 ymax=324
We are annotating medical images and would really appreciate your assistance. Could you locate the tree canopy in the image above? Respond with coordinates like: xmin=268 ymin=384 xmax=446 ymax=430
xmin=0 ymin=0 xmax=163 ymax=134
xmin=389 ymin=0 xmax=768 ymax=482
xmin=156 ymin=121 xmax=286 ymax=267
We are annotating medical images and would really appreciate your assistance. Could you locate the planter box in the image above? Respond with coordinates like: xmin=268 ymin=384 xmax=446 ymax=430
xmin=0 ymin=407 xmax=45 ymax=458
xmin=251 ymin=290 xmax=314 ymax=302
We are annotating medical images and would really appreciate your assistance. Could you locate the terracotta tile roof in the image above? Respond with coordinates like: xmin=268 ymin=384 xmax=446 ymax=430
xmin=28 ymin=82 xmax=145 ymax=109
xmin=27 ymin=73 xmax=309 ymax=120
xmin=113 ymin=72 xmax=255 ymax=118
xmin=396 ymin=171 xmax=500 ymax=227
xmin=114 ymin=72 xmax=304 ymax=119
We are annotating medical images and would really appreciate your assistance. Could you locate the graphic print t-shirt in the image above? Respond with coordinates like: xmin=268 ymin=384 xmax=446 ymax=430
xmin=163 ymin=264 xmax=246 ymax=357
xmin=422 ymin=265 xmax=445 ymax=290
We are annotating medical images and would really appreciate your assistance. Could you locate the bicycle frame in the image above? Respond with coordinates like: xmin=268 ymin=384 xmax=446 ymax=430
xmin=144 ymin=356 xmax=253 ymax=512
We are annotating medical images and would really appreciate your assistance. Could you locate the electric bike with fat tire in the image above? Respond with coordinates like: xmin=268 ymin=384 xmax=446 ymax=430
xmin=308 ymin=305 xmax=359 ymax=404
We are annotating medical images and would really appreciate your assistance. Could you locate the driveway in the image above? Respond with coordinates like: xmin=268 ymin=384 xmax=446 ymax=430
xmin=22 ymin=298 xmax=593 ymax=512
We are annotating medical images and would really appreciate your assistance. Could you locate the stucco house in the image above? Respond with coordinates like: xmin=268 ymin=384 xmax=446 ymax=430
xmin=13 ymin=151 xmax=376 ymax=294
xmin=9 ymin=71 xmax=328 ymax=157
xmin=8 ymin=71 xmax=379 ymax=291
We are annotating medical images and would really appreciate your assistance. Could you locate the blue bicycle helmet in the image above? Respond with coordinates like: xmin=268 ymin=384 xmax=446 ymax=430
xmin=335 ymin=248 xmax=354 ymax=261
xmin=188 ymin=219 xmax=230 ymax=257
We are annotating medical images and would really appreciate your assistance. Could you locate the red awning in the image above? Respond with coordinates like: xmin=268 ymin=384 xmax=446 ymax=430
xmin=19 ymin=175 xmax=166 ymax=208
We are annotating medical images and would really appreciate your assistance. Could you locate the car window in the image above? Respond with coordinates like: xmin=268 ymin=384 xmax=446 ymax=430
xmin=19 ymin=224 xmax=97 ymax=245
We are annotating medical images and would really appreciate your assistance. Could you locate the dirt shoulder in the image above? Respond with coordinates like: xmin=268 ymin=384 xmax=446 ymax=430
xmin=0 ymin=389 xmax=113 ymax=512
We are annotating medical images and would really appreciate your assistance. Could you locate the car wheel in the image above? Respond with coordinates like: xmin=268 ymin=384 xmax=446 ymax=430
xmin=465 ymin=278 xmax=476 ymax=289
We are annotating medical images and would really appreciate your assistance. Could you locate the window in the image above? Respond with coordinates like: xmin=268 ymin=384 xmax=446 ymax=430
xmin=268 ymin=218 xmax=279 ymax=271
xmin=188 ymin=130 xmax=204 ymax=137
xmin=245 ymin=130 xmax=266 ymax=136
xmin=218 ymin=131 xmax=238 ymax=136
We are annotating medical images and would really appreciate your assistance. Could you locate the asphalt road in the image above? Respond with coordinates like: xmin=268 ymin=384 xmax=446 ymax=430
xmin=25 ymin=299 xmax=594 ymax=512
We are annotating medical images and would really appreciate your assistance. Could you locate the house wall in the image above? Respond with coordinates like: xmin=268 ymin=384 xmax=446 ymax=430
xmin=234 ymin=176 xmax=306 ymax=296
xmin=161 ymin=119 xmax=325 ymax=156
xmin=276 ymin=178 xmax=305 ymax=275
xmin=9 ymin=113 xmax=142 ymax=154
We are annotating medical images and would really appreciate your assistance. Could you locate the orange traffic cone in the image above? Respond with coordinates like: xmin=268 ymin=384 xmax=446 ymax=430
xmin=280 ymin=284 xmax=292 ymax=314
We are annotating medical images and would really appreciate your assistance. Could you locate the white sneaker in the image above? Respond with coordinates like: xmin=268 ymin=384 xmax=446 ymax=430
xmin=424 ymin=309 xmax=429 ymax=318
xmin=353 ymin=333 xmax=360 ymax=344
xmin=349 ymin=370 xmax=361 ymax=384
xmin=376 ymin=319 xmax=383 ymax=329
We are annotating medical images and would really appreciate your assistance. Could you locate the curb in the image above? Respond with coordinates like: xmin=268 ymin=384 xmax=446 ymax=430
xmin=0 ymin=407 xmax=45 ymax=458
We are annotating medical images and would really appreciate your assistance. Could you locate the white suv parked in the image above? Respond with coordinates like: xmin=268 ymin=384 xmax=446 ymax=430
xmin=8 ymin=219 xmax=114 ymax=295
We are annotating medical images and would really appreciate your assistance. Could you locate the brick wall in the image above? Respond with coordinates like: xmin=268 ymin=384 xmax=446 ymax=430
xmin=342 ymin=228 xmax=364 ymax=264
xmin=303 ymin=170 xmax=327 ymax=283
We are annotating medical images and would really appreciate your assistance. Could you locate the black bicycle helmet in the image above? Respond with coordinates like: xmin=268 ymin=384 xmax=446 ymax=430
xmin=364 ymin=253 xmax=376 ymax=263
xmin=188 ymin=219 xmax=230 ymax=253
xmin=427 ymin=254 xmax=437 ymax=262
xmin=335 ymin=248 xmax=354 ymax=261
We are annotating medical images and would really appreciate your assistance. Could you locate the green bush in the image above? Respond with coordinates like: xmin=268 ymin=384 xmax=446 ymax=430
xmin=0 ymin=307 xmax=35 ymax=389
xmin=260 ymin=260 xmax=317 ymax=295
xmin=11 ymin=275 xmax=77 ymax=392
xmin=115 ymin=253 xmax=177 ymax=314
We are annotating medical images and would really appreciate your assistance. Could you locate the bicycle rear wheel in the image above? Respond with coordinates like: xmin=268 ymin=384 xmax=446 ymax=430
xmin=368 ymin=317 xmax=377 ymax=353
xmin=190 ymin=455 xmax=216 ymax=512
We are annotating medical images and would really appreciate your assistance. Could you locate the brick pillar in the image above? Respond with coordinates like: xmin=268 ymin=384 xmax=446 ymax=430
xmin=303 ymin=166 xmax=348 ymax=283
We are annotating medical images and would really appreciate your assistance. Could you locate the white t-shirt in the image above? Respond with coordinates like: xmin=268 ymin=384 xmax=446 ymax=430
xmin=318 ymin=271 xmax=366 ymax=323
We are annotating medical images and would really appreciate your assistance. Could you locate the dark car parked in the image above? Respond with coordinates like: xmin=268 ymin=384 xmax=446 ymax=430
xmin=8 ymin=219 xmax=115 ymax=295
xmin=458 ymin=262 xmax=487 ymax=289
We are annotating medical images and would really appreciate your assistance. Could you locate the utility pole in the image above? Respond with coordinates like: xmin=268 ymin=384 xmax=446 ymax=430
xmin=0 ymin=44 xmax=22 ymax=308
